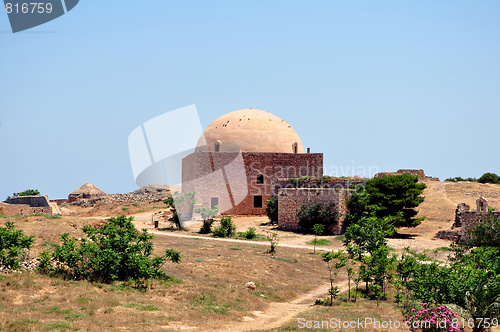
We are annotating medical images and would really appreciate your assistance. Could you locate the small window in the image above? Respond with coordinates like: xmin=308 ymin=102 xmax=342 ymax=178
xmin=256 ymin=174 xmax=264 ymax=184
xmin=292 ymin=142 xmax=298 ymax=154
xmin=214 ymin=143 xmax=220 ymax=152
xmin=254 ymin=195 xmax=263 ymax=208
xmin=211 ymin=197 xmax=219 ymax=210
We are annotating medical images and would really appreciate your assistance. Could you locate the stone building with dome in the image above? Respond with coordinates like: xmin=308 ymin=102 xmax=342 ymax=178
xmin=181 ymin=108 xmax=324 ymax=216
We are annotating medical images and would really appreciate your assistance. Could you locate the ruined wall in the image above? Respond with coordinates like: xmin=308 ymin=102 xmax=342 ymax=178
xmin=460 ymin=211 xmax=500 ymax=239
xmin=277 ymin=188 xmax=349 ymax=234
xmin=0 ymin=202 xmax=52 ymax=216
xmin=375 ymin=169 xmax=427 ymax=182
xmin=9 ymin=195 xmax=50 ymax=207
xmin=182 ymin=151 xmax=323 ymax=216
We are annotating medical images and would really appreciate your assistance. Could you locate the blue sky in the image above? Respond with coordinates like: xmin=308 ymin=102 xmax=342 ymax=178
xmin=1 ymin=1 xmax=499 ymax=200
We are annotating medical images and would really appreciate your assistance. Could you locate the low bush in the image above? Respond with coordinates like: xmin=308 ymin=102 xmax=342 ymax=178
xmin=240 ymin=227 xmax=257 ymax=240
xmin=199 ymin=219 xmax=214 ymax=234
xmin=0 ymin=221 xmax=35 ymax=270
xmin=212 ymin=216 xmax=235 ymax=238
xmin=38 ymin=216 xmax=180 ymax=288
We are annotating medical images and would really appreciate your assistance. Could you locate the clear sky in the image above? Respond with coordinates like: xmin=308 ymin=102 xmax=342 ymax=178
xmin=1 ymin=1 xmax=499 ymax=200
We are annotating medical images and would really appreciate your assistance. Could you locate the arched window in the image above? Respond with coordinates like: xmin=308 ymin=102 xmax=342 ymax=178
xmin=257 ymin=174 xmax=264 ymax=184
xmin=292 ymin=142 xmax=298 ymax=154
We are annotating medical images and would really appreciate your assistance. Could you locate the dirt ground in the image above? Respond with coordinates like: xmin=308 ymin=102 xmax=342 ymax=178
xmin=1 ymin=180 xmax=500 ymax=331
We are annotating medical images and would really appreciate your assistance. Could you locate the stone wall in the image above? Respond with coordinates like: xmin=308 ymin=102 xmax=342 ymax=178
xmin=375 ymin=169 xmax=427 ymax=182
xmin=9 ymin=195 xmax=50 ymax=207
xmin=277 ymin=188 xmax=349 ymax=234
xmin=182 ymin=151 xmax=323 ymax=216
xmin=435 ymin=230 xmax=460 ymax=241
xmin=459 ymin=211 xmax=500 ymax=239
xmin=0 ymin=202 xmax=52 ymax=216
xmin=272 ymin=177 xmax=366 ymax=195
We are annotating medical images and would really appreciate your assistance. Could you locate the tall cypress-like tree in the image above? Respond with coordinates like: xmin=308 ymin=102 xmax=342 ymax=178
xmin=351 ymin=174 xmax=426 ymax=228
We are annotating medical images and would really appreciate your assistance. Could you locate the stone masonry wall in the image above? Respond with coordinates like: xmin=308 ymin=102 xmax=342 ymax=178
xmin=277 ymin=188 xmax=349 ymax=234
xmin=0 ymin=202 xmax=52 ymax=216
xmin=182 ymin=151 xmax=323 ymax=216
xmin=9 ymin=195 xmax=50 ymax=207
xmin=375 ymin=169 xmax=426 ymax=182
xmin=460 ymin=211 xmax=500 ymax=239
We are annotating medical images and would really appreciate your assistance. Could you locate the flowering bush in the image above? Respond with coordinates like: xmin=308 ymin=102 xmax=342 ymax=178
xmin=405 ymin=302 xmax=464 ymax=332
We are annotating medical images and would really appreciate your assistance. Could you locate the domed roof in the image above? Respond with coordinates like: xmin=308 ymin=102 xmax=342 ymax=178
xmin=198 ymin=109 xmax=304 ymax=153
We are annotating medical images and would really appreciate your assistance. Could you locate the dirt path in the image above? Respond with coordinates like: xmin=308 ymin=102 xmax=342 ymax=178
xmin=221 ymin=280 xmax=350 ymax=331
xmin=146 ymin=227 xmax=334 ymax=252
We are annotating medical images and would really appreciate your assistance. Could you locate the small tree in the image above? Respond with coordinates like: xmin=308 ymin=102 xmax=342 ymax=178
xmin=297 ymin=202 xmax=338 ymax=232
xmin=163 ymin=192 xmax=195 ymax=229
xmin=38 ymin=216 xmax=180 ymax=288
xmin=365 ymin=174 xmax=426 ymax=228
xmin=195 ymin=205 xmax=219 ymax=234
xmin=265 ymin=197 xmax=278 ymax=224
xmin=471 ymin=210 xmax=500 ymax=247
xmin=478 ymin=172 xmax=500 ymax=185
xmin=212 ymin=216 xmax=236 ymax=238
xmin=5 ymin=189 xmax=40 ymax=202
xmin=0 ymin=221 xmax=35 ymax=270
xmin=321 ymin=250 xmax=346 ymax=306
xmin=199 ymin=219 xmax=214 ymax=234
xmin=266 ymin=230 xmax=279 ymax=254
xmin=194 ymin=205 xmax=219 ymax=220
xmin=312 ymin=223 xmax=325 ymax=254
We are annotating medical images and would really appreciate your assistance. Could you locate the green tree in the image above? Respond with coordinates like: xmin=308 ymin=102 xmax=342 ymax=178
xmin=312 ymin=223 xmax=325 ymax=254
xmin=365 ymin=174 xmax=426 ymax=228
xmin=470 ymin=210 xmax=500 ymax=247
xmin=163 ymin=192 xmax=195 ymax=229
xmin=38 ymin=216 xmax=180 ymax=288
xmin=266 ymin=230 xmax=279 ymax=254
xmin=321 ymin=250 xmax=346 ymax=306
xmin=5 ymin=189 xmax=40 ymax=202
xmin=297 ymin=202 xmax=338 ymax=232
xmin=396 ymin=245 xmax=500 ymax=331
xmin=0 ymin=221 xmax=35 ymax=270
xmin=265 ymin=197 xmax=278 ymax=224
xmin=194 ymin=205 xmax=219 ymax=220
xmin=478 ymin=172 xmax=500 ymax=185
xmin=343 ymin=216 xmax=395 ymax=260
xmin=212 ymin=216 xmax=236 ymax=238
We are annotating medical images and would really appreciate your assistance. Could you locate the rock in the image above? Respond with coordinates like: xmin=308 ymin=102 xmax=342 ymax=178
xmin=244 ymin=281 xmax=256 ymax=290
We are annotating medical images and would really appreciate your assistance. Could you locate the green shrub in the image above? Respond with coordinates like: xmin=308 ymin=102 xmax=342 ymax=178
xmin=38 ymin=216 xmax=180 ymax=287
xmin=199 ymin=219 xmax=214 ymax=234
xmin=241 ymin=227 xmax=257 ymax=240
xmin=163 ymin=192 xmax=196 ymax=229
xmin=265 ymin=197 xmax=278 ymax=224
xmin=194 ymin=206 xmax=219 ymax=220
xmin=297 ymin=203 xmax=338 ymax=232
xmin=0 ymin=221 xmax=34 ymax=270
xmin=266 ymin=230 xmax=279 ymax=254
xmin=4 ymin=189 xmax=40 ymax=203
xmin=478 ymin=172 xmax=500 ymax=185
xmin=212 ymin=216 xmax=235 ymax=238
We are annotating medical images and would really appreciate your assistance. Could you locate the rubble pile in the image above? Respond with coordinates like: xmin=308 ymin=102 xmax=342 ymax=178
xmin=70 ymin=185 xmax=171 ymax=207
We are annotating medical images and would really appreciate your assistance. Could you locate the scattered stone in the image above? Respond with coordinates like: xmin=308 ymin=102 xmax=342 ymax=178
xmin=244 ymin=281 xmax=256 ymax=290
xmin=70 ymin=185 xmax=170 ymax=207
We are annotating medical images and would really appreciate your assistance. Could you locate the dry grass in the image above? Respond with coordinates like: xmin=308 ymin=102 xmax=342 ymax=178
xmin=3 ymin=181 xmax=500 ymax=331
xmin=0 ymin=215 xmax=333 ymax=331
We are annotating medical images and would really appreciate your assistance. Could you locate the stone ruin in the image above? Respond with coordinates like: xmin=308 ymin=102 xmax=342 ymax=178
xmin=0 ymin=195 xmax=60 ymax=216
xmin=68 ymin=185 xmax=171 ymax=208
xmin=436 ymin=196 xmax=500 ymax=241
xmin=274 ymin=177 xmax=368 ymax=234
xmin=374 ymin=169 xmax=439 ymax=182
